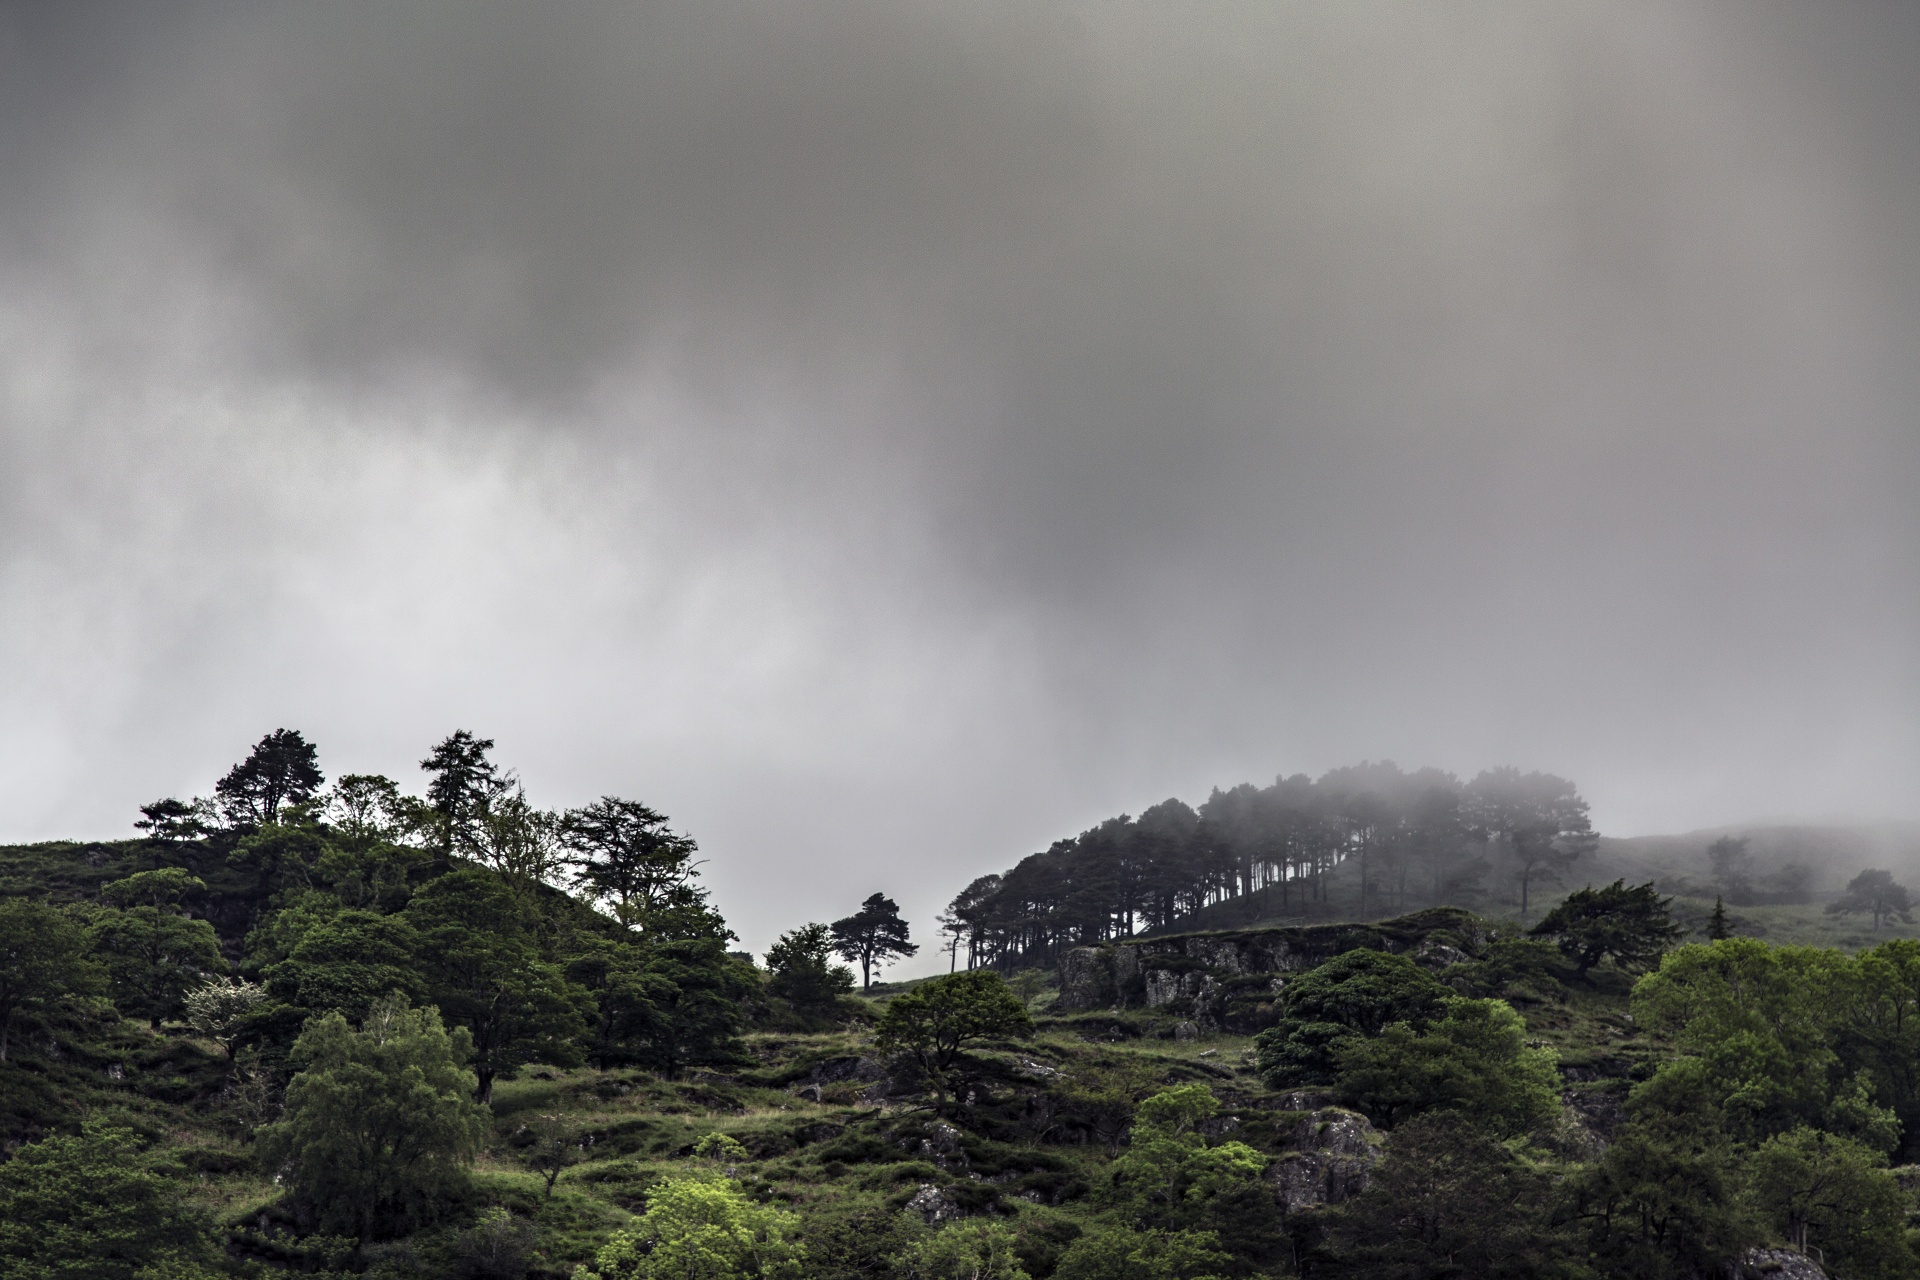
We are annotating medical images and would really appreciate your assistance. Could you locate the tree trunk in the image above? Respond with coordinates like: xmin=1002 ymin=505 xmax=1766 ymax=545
xmin=476 ymin=1066 xmax=495 ymax=1105
xmin=0 ymin=1009 xmax=10 ymax=1063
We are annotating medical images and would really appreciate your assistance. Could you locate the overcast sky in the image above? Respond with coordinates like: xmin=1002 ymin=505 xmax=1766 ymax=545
xmin=2 ymin=1 xmax=1915 ymax=961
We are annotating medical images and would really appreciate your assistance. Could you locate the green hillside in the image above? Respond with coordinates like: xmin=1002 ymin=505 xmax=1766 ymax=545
xmin=4 ymin=736 xmax=1920 ymax=1279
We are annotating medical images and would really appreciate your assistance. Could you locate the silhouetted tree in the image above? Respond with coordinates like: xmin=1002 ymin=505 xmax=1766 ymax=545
xmin=830 ymin=893 xmax=918 ymax=992
xmin=419 ymin=730 xmax=506 ymax=865
xmin=1827 ymin=869 xmax=1914 ymax=932
xmin=215 ymin=728 xmax=324 ymax=829
xmin=134 ymin=797 xmax=206 ymax=845
xmin=562 ymin=797 xmax=719 ymax=937
xmin=1708 ymin=896 xmax=1730 ymax=940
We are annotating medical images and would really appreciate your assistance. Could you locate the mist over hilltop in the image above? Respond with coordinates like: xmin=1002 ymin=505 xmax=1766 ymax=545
xmin=1 ymin=3 xmax=1917 ymax=955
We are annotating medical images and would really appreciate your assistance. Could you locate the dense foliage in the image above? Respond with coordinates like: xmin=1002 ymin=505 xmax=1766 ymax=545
xmin=3 ymin=729 xmax=1919 ymax=1280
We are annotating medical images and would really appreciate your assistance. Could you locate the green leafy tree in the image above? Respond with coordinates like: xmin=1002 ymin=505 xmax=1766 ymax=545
xmin=874 ymin=969 xmax=1034 ymax=1107
xmin=763 ymin=923 xmax=855 ymax=1027
xmin=1747 ymin=1127 xmax=1913 ymax=1277
xmin=1565 ymin=1060 xmax=1757 ymax=1279
xmin=1254 ymin=949 xmax=1449 ymax=1088
xmin=566 ymin=936 xmax=754 ymax=1077
xmin=1632 ymin=939 xmax=1882 ymax=1142
xmin=1837 ymin=938 xmax=1920 ymax=1162
xmin=1331 ymin=997 xmax=1560 ymax=1133
xmin=1108 ymin=1085 xmax=1269 ymax=1234
xmin=0 ymin=899 xmax=100 ymax=1061
xmin=830 ymin=893 xmax=918 ymax=992
xmin=1050 ymin=1226 xmax=1229 ymax=1280
xmin=228 ymin=821 xmax=330 ymax=901
xmin=1531 ymin=880 xmax=1685 ymax=977
xmin=0 ymin=1120 xmax=226 ymax=1280
xmin=519 ymin=1113 xmax=585 ymax=1198
xmin=262 ymin=907 xmax=427 ymax=1022
xmin=1827 ymin=868 xmax=1915 ymax=932
xmin=324 ymin=773 xmax=416 ymax=843
xmin=1317 ymin=1111 xmax=1576 ymax=1280
xmin=88 ymin=898 xmax=226 ymax=1029
xmin=902 ymin=1221 xmax=1031 ymax=1280
xmin=576 ymin=1174 xmax=806 ymax=1280
xmin=256 ymin=994 xmax=492 ymax=1240
xmin=215 ymin=727 xmax=324 ymax=829
xmin=183 ymin=975 xmax=266 ymax=1059
xmin=101 ymin=867 xmax=205 ymax=910
xmin=405 ymin=869 xmax=591 ymax=1101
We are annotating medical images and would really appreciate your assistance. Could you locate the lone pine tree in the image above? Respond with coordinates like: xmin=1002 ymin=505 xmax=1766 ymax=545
xmin=830 ymin=893 xmax=918 ymax=992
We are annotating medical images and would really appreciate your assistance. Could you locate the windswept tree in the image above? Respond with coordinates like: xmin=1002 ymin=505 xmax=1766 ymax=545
xmin=1531 ymin=880 xmax=1685 ymax=976
xmin=562 ymin=797 xmax=718 ymax=937
xmin=214 ymin=728 xmax=324 ymax=829
xmin=134 ymin=797 xmax=207 ymax=846
xmin=1827 ymin=869 xmax=1914 ymax=932
xmin=831 ymin=893 xmax=918 ymax=992
xmin=1463 ymin=767 xmax=1595 ymax=920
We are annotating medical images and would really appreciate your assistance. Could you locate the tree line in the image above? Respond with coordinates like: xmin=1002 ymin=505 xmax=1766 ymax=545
xmin=942 ymin=761 xmax=1597 ymax=969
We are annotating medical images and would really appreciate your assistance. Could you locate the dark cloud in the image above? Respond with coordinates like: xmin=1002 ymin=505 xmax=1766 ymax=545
xmin=1 ymin=1 xmax=1916 ymax=957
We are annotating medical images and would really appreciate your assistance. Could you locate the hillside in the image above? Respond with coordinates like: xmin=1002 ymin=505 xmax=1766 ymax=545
xmin=7 ymin=748 xmax=1920 ymax=1279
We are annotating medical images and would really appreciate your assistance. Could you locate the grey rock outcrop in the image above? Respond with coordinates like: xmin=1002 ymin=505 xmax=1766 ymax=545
xmin=905 ymin=1184 xmax=966 ymax=1224
xmin=1729 ymin=1248 xmax=1828 ymax=1280
xmin=1055 ymin=908 xmax=1492 ymax=1030
xmin=1268 ymin=1107 xmax=1382 ymax=1212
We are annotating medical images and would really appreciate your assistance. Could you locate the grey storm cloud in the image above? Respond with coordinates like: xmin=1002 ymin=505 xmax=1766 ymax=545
xmin=1 ymin=1 xmax=1916 ymax=956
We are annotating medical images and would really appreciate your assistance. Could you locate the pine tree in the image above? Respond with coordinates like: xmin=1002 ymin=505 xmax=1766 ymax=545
xmin=1708 ymin=896 xmax=1730 ymax=941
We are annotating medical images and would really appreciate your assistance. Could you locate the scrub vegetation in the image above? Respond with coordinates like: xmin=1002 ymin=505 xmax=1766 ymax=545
xmin=1 ymin=729 xmax=1918 ymax=1279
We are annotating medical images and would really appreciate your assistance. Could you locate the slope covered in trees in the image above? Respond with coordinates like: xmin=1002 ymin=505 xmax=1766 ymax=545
xmin=943 ymin=762 xmax=1597 ymax=969
xmin=3 ymin=732 xmax=1920 ymax=1279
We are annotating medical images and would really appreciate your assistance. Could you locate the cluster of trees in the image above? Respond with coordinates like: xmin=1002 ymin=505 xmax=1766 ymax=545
xmin=943 ymin=762 xmax=1596 ymax=969
xmin=0 ymin=727 xmax=928 ymax=1246
xmin=1242 ymin=898 xmax=1920 ymax=1277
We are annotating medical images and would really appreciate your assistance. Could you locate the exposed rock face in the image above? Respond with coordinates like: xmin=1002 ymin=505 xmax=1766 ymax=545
xmin=1729 ymin=1248 xmax=1828 ymax=1279
xmin=1268 ymin=1107 xmax=1382 ymax=1212
xmin=905 ymin=1184 xmax=966 ymax=1224
xmin=1055 ymin=908 xmax=1491 ymax=1030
